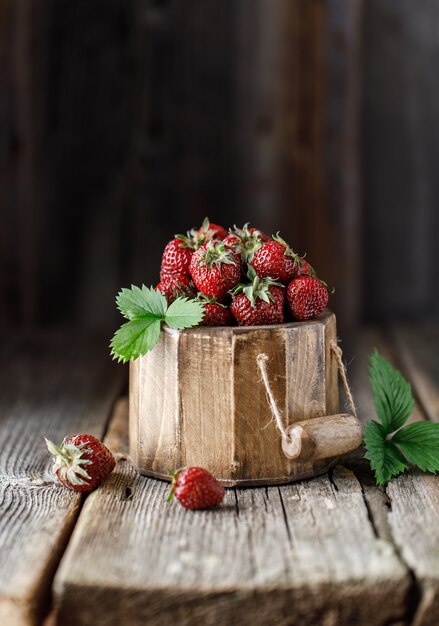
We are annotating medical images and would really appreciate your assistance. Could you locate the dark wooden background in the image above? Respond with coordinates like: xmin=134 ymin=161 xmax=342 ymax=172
xmin=1 ymin=0 xmax=437 ymax=347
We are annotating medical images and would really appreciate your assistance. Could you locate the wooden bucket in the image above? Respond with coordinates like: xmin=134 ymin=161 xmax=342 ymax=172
xmin=129 ymin=309 xmax=362 ymax=486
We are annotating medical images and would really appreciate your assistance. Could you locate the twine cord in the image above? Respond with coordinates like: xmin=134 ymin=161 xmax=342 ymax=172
xmin=329 ymin=340 xmax=357 ymax=418
xmin=256 ymin=354 xmax=290 ymax=442
xmin=257 ymin=341 xmax=357 ymax=440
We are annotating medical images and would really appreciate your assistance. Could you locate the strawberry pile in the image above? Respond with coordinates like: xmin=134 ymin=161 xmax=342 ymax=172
xmin=157 ymin=218 xmax=329 ymax=326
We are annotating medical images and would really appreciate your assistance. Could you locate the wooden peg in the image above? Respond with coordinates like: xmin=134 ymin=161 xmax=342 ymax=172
xmin=281 ymin=414 xmax=362 ymax=462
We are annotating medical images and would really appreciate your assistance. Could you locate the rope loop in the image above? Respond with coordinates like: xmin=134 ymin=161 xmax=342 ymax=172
xmin=256 ymin=340 xmax=357 ymax=443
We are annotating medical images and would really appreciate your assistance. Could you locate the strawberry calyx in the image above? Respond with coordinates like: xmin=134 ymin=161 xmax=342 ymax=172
xmin=230 ymin=266 xmax=283 ymax=307
xmin=167 ymin=467 xmax=184 ymax=502
xmin=229 ymin=223 xmax=265 ymax=261
xmin=273 ymin=233 xmax=301 ymax=267
xmin=198 ymin=217 xmax=218 ymax=243
xmin=175 ymin=217 xmax=223 ymax=250
xmin=45 ymin=436 xmax=92 ymax=490
xmin=196 ymin=293 xmax=227 ymax=308
xmin=174 ymin=232 xmax=199 ymax=250
xmin=196 ymin=239 xmax=237 ymax=269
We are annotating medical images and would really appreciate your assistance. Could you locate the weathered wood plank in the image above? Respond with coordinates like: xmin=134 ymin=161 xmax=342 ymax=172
xmin=388 ymin=326 xmax=439 ymax=626
xmin=54 ymin=398 xmax=408 ymax=626
xmin=0 ymin=334 xmax=125 ymax=626
xmin=350 ymin=327 xmax=439 ymax=626
xmin=363 ymin=0 xmax=439 ymax=321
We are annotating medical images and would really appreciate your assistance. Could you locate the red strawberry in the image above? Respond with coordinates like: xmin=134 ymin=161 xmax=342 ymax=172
xmin=45 ymin=434 xmax=115 ymax=493
xmin=189 ymin=240 xmax=241 ymax=300
xmin=296 ymin=257 xmax=315 ymax=277
xmin=169 ymin=467 xmax=225 ymax=510
xmin=195 ymin=217 xmax=228 ymax=243
xmin=161 ymin=238 xmax=194 ymax=277
xmin=286 ymin=276 xmax=328 ymax=321
xmin=250 ymin=234 xmax=300 ymax=284
xmin=196 ymin=294 xmax=232 ymax=326
xmin=230 ymin=268 xmax=285 ymax=326
xmin=156 ymin=274 xmax=194 ymax=303
xmin=223 ymin=223 xmax=270 ymax=261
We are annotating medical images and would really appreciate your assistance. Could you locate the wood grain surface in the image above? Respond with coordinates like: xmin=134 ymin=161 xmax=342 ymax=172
xmin=54 ymin=399 xmax=408 ymax=626
xmin=0 ymin=326 xmax=438 ymax=625
xmin=0 ymin=334 xmax=125 ymax=626
xmin=53 ymin=325 xmax=439 ymax=626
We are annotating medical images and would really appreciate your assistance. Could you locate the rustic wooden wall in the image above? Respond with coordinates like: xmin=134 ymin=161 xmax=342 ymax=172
xmin=2 ymin=0 xmax=362 ymax=341
xmin=362 ymin=0 xmax=439 ymax=322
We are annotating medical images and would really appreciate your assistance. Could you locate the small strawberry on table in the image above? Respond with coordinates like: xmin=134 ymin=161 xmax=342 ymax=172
xmin=168 ymin=467 xmax=225 ymax=510
xmin=45 ymin=434 xmax=115 ymax=492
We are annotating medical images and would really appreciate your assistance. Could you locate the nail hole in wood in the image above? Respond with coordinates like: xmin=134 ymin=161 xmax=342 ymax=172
xmin=124 ymin=486 xmax=133 ymax=500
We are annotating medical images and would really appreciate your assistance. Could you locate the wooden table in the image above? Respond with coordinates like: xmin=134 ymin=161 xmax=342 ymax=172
xmin=0 ymin=327 xmax=438 ymax=626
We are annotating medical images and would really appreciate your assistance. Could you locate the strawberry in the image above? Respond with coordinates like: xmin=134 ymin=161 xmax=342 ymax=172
xmin=45 ymin=434 xmax=115 ymax=493
xmin=286 ymin=276 xmax=328 ymax=321
xmin=169 ymin=467 xmax=225 ymax=510
xmin=223 ymin=223 xmax=271 ymax=261
xmin=296 ymin=257 xmax=316 ymax=277
xmin=197 ymin=294 xmax=232 ymax=326
xmin=161 ymin=238 xmax=194 ymax=277
xmin=250 ymin=234 xmax=300 ymax=284
xmin=189 ymin=239 xmax=242 ymax=300
xmin=156 ymin=274 xmax=194 ymax=302
xmin=230 ymin=268 xmax=285 ymax=326
xmin=195 ymin=217 xmax=228 ymax=243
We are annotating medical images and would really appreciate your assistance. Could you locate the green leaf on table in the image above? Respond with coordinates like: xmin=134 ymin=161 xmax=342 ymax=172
xmin=369 ymin=350 xmax=414 ymax=432
xmin=364 ymin=420 xmax=408 ymax=485
xmin=111 ymin=284 xmax=204 ymax=362
xmin=364 ymin=350 xmax=439 ymax=485
xmin=393 ymin=422 xmax=439 ymax=473
xmin=165 ymin=297 xmax=205 ymax=329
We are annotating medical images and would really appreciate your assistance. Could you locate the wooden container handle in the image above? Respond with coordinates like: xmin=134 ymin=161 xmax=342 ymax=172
xmin=257 ymin=341 xmax=362 ymax=463
xmin=281 ymin=414 xmax=362 ymax=462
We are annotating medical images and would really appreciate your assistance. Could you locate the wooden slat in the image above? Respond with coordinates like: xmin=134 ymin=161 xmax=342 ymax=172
xmin=0 ymin=334 xmax=125 ymax=626
xmin=350 ymin=326 xmax=439 ymax=626
xmin=54 ymin=398 xmax=408 ymax=626
xmin=389 ymin=326 xmax=439 ymax=626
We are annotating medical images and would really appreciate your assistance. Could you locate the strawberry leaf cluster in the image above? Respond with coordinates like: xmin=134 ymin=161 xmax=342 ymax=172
xmin=364 ymin=351 xmax=439 ymax=485
xmin=110 ymin=285 xmax=204 ymax=363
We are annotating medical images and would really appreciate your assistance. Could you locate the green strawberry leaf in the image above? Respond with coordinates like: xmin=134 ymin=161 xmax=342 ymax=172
xmin=116 ymin=285 xmax=167 ymax=320
xmin=140 ymin=285 xmax=168 ymax=316
xmin=393 ymin=422 xmax=439 ymax=473
xmin=165 ymin=297 xmax=204 ymax=330
xmin=369 ymin=350 xmax=414 ymax=433
xmin=364 ymin=420 xmax=408 ymax=485
xmin=110 ymin=317 xmax=162 ymax=363
xmin=111 ymin=285 xmax=205 ymax=361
